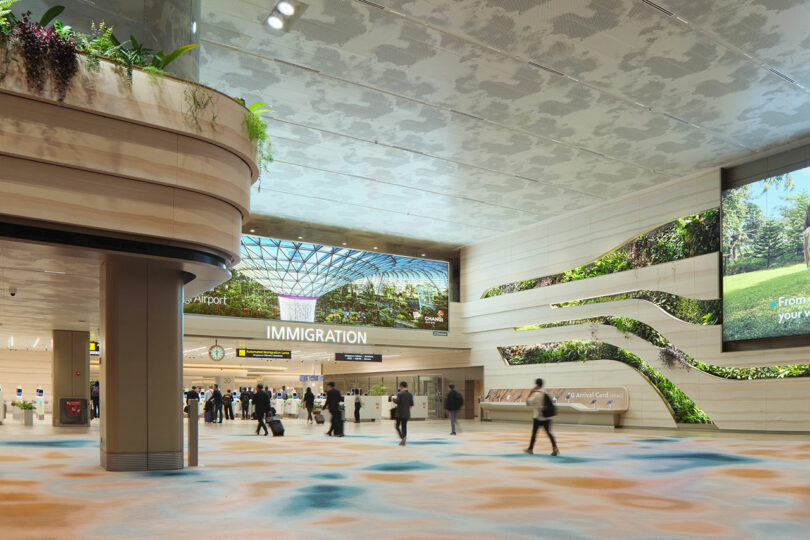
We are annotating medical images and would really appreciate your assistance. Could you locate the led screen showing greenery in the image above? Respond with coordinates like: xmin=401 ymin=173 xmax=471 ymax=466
xmin=184 ymin=236 xmax=450 ymax=331
xmin=722 ymin=165 xmax=810 ymax=343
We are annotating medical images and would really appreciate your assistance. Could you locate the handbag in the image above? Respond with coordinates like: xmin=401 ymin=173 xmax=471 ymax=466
xmin=183 ymin=405 xmax=189 ymax=414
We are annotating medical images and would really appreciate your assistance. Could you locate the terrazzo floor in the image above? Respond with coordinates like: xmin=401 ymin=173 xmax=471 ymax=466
xmin=1 ymin=416 xmax=809 ymax=539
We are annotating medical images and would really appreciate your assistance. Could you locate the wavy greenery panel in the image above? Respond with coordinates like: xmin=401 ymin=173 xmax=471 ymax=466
xmin=519 ymin=317 xmax=810 ymax=380
xmin=499 ymin=341 xmax=711 ymax=424
xmin=482 ymin=209 xmax=719 ymax=298
xmin=551 ymin=290 xmax=722 ymax=325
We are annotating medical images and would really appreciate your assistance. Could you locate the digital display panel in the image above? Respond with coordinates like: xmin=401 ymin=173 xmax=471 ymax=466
xmin=185 ymin=236 xmax=449 ymax=331
xmin=335 ymin=353 xmax=382 ymax=362
xmin=722 ymin=165 xmax=810 ymax=345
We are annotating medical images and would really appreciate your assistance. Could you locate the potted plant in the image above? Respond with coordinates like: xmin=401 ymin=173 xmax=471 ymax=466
xmin=17 ymin=400 xmax=34 ymax=426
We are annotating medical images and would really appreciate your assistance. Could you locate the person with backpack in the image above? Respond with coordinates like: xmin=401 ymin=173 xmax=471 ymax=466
xmin=90 ymin=381 xmax=100 ymax=420
xmin=303 ymin=387 xmax=315 ymax=424
xmin=524 ymin=378 xmax=559 ymax=456
xmin=444 ymin=384 xmax=464 ymax=435
xmin=253 ymin=383 xmax=270 ymax=436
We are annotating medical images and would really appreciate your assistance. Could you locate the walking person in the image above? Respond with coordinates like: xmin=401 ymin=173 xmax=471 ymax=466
xmin=444 ymin=384 xmax=464 ymax=435
xmin=90 ymin=380 xmax=100 ymax=420
xmin=241 ymin=387 xmax=252 ymax=420
xmin=303 ymin=387 xmax=315 ymax=424
xmin=203 ymin=385 xmax=214 ymax=423
xmin=354 ymin=393 xmax=362 ymax=424
xmin=253 ymin=384 xmax=270 ymax=436
xmin=393 ymin=381 xmax=413 ymax=446
xmin=213 ymin=384 xmax=223 ymax=423
xmin=325 ymin=382 xmax=344 ymax=437
xmin=524 ymin=378 xmax=560 ymax=456
xmin=223 ymin=389 xmax=234 ymax=420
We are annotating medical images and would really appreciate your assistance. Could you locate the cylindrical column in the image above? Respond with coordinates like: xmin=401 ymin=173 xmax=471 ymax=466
xmin=52 ymin=330 xmax=90 ymax=426
xmin=100 ymin=256 xmax=184 ymax=471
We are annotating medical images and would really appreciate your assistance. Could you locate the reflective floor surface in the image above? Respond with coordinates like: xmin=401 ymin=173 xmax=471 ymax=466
xmin=1 ymin=417 xmax=809 ymax=539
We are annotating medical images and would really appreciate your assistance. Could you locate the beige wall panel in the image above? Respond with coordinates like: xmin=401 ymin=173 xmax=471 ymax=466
xmin=461 ymin=170 xmax=720 ymax=302
xmin=0 ymin=350 xmax=52 ymax=409
xmin=172 ymin=189 xmax=243 ymax=260
xmin=176 ymin=137 xmax=252 ymax=216
xmin=0 ymin=156 xmax=241 ymax=263
xmin=0 ymin=58 xmax=258 ymax=178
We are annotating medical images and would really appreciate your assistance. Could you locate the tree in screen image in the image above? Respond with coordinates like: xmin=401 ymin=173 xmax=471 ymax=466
xmin=750 ymin=220 xmax=785 ymax=268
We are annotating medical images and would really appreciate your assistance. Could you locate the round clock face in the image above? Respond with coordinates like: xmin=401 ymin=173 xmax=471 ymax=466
xmin=209 ymin=345 xmax=225 ymax=362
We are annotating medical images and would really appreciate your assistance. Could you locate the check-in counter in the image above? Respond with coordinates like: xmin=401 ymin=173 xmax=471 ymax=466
xmin=345 ymin=396 xmax=382 ymax=422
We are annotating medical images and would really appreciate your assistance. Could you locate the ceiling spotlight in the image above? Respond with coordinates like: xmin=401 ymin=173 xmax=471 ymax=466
xmin=277 ymin=1 xmax=295 ymax=16
xmin=341 ymin=242 xmax=346 ymax=246
xmin=373 ymin=246 xmax=378 ymax=250
xmin=267 ymin=12 xmax=284 ymax=29
xmin=421 ymin=253 xmax=426 ymax=256
xmin=249 ymin=229 xmax=255 ymax=233
xmin=298 ymin=236 xmax=303 ymax=240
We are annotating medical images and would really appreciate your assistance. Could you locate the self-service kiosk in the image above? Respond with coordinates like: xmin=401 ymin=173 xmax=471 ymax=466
xmin=35 ymin=387 xmax=45 ymax=420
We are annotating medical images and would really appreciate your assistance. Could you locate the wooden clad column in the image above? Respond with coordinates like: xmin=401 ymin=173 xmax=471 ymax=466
xmin=52 ymin=330 xmax=90 ymax=426
xmin=100 ymin=256 xmax=184 ymax=471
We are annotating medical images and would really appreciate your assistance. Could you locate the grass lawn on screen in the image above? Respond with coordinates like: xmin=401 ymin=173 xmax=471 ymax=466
xmin=723 ymin=263 xmax=810 ymax=341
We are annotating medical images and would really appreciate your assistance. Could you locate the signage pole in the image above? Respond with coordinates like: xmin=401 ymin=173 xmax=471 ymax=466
xmin=188 ymin=398 xmax=198 ymax=467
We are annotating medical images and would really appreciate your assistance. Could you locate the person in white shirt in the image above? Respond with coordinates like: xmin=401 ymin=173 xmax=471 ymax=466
xmin=524 ymin=378 xmax=559 ymax=456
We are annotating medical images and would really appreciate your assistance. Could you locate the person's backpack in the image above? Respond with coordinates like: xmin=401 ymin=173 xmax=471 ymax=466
xmin=542 ymin=393 xmax=557 ymax=418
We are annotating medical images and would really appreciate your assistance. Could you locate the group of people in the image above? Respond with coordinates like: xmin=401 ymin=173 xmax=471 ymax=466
xmin=185 ymin=384 xmax=236 ymax=423
xmin=183 ymin=377 xmax=560 ymax=455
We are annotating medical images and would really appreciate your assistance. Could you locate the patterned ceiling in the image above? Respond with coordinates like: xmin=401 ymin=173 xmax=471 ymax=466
xmin=198 ymin=0 xmax=810 ymax=248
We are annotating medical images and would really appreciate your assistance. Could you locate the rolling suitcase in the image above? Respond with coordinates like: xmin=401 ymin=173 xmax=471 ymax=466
xmin=315 ymin=413 xmax=325 ymax=424
xmin=269 ymin=418 xmax=285 ymax=436
xmin=204 ymin=410 xmax=214 ymax=423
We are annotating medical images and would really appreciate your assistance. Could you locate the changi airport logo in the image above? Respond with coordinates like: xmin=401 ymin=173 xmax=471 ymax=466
xmin=267 ymin=325 xmax=367 ymax=344
xmin=184 ymin=295 xmax=228 ymax=306
xmin=424 ymin=310 xmax=445 ymax=324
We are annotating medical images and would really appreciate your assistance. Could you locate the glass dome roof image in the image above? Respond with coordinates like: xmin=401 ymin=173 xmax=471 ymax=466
xmin=236 ymin=236 xmax=448 ymax=322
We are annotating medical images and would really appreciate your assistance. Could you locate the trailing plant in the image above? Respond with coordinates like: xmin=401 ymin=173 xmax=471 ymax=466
xmin=244 ymin=100 xmax=274 ymax=182
xmin=184 ymin=84 xmax=217 ymax=131
xmin=552 ymin=290 xmax=722 ymax=326
xmin=499 ymin=341 xmax=711 ymax=424
xmin=518 ymin=316 xmax=810 ymax=381
xmin=482 ymin=209 xmax=720 ymax=298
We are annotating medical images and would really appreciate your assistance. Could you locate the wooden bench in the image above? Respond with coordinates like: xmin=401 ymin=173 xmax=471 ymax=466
xmin=479 ymin=387 xmax=629 ymax=427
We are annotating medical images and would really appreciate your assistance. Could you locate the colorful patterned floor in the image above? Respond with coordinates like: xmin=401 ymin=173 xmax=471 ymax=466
xmin=1 ymin=418 xmax=809 ymax=539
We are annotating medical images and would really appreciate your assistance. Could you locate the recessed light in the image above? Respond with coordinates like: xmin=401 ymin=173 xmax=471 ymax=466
xmin=342 ymin=242 xmax=346 ymax=246
xmin=298 ymin=236 xmax=303 ymax=240
xmin=421 ymin=253 xmax=426 ymax=256
xmin=249 ymin=229 xmax=255 ymax=233
xmin=373 ymin=246 xmax=378 ymax=250
xmin=267 ymin=13 xmax=283 ymax=29
xmin=277 ymin=1 xmax=295 ymax=16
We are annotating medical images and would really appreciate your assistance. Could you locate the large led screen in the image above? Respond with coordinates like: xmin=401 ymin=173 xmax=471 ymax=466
xmin=184 ymin=236 xmax=449 ymax=331
xmin=722 ymin=165 xmax=810 ymax=344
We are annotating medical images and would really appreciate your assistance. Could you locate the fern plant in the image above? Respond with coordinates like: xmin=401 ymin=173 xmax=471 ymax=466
xmin=243 ymin=101 xmax=274 ymax=188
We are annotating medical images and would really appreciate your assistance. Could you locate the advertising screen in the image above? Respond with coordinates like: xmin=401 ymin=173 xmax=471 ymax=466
xmin=722 ymin=165 xmax=810 ymax=345
xmin=184 ymin=236 xmax=449 ymax=331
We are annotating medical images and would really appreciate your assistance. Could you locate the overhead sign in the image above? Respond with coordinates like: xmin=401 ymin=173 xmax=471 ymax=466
xmin=299 ymin=375 xmax=324 ymax=382
xmin=89 ymin=342 xmax=100 ymax=356
xmin=267 ymin=325 xmax=367 ymax=344
xmin=236 ymin=348 xmax=291 ymax=359
xmin=335 ymin=353 xmax=382 ymax=362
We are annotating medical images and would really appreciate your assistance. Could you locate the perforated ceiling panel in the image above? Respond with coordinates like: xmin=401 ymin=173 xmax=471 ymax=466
xmin=198 ymin=0 xmax=810 ymax=247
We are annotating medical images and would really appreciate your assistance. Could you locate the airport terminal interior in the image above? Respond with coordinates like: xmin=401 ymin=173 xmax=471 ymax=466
xmin=2 ymin=0 xmax=810 ymax=538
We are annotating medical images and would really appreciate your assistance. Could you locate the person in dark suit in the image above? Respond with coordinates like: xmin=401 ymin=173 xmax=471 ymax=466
xmin=212 ymin=384 xmax=223 ymax=423
xmin=223 ymin=389 xmax=234 ymax=420
xmin=241 ymin=387 xmax=252 ymax=420
xmin=186 ymin=386 xmax=199 ymax=404
xmin=303 ymin=387 xmax=315 ymax=424
xmin=253 ymin=384 xmax=270 ymax=435
xmin=354 ymin=393 xmax=362 ymax=424
xmin=325 ymin=382 xmax=344 ymax=437
xmin=444 ymin=384 xmax=464 ymax=435
xmin=393 ymin=381 xmax=413 ymax=446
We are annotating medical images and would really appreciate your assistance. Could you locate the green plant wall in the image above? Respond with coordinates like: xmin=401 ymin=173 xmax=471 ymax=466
xmin=499 ymin=341 xmax=711 ymax=424
xmin=482 ymin=209 xmax=719 ymax=299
